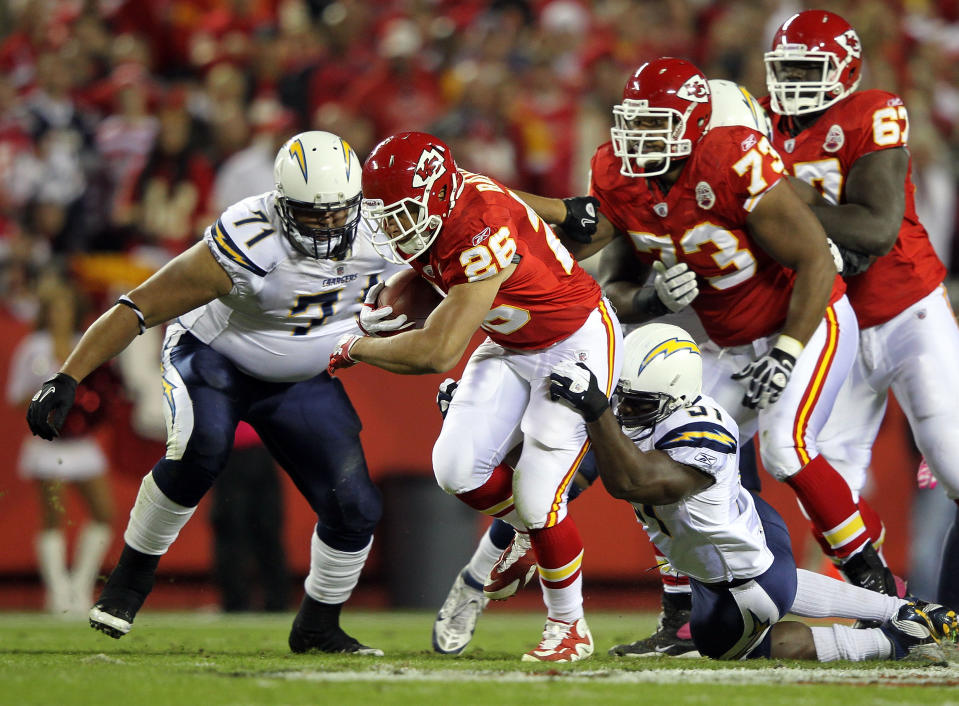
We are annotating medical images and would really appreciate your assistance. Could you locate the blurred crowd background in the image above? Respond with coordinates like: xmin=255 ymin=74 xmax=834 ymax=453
xmin=1 ymin=0 xmax=957 ymax=611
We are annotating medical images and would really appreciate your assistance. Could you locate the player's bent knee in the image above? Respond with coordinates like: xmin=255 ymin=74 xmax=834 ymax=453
xmin=768 ymin=621 xmax=817 ymax=660
xmin=758 ymin=443 xmax=801 ymax=482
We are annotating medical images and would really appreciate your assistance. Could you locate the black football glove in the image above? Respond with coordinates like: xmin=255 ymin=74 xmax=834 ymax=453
xmin=835 ymin=243 xmax=874 ymax=276
xmin=26 ymin=372 xmax=78 ymax=440
xmin=731 ymin=340 xmax=799 ymax=410
xmin=436 ymin=378 xmax=459 ymax=419
xmin=548 ymin=361 xmax=609 ymax=422
xmin=560 ymin=196 xmax=600 ymax=244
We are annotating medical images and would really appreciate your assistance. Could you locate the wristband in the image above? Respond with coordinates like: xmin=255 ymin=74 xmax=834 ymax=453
xmin=117 ymin=295 xmax=146 ymax=335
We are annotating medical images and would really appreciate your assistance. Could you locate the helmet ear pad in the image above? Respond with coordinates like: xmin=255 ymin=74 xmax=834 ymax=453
xmin=273 ymin=131 xmax=363 ymax=259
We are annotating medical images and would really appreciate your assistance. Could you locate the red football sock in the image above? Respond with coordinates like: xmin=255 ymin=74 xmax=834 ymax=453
xmin=786 ymin=454 xmax=868 ymax=559
xmin=455 ymin=463 xmax=514 ymax=517
xmin=529 ymin=515 xmax=584 ymax=590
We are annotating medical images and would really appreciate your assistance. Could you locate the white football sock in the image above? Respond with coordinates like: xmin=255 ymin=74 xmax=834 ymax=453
xmin=36 ymin=529 xmax=72 ymax=614
xmin=123 ymin=472 xmax=196 ymax=555
xmin=304 ymin=530 xmax=372 ymax=604
xmin=791 ymin=568 xmax=903 ymax=621
xmin=71 ymin=522 xmax=112 ymax=611
xmin=466 ymin=531 xmax=505 ymax=584
xmin=811 ymin=624 xmax=894 ymax=662
xmin=540 ymin=574 xmax=583 ymax=623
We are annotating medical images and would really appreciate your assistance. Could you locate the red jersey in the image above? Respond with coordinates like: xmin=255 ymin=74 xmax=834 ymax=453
xmin=410 ymin=170 xmax=601 ymax=350
xmin=591 ymin=126 xmax=845 ymax=349
xmin=762 ymin=90 xmax=946 ymax=329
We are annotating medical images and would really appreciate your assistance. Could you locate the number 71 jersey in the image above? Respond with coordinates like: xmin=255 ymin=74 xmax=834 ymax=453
xmin=627 ymin=394 xmax=774 ymax=584
xmin=411 ymin=170 xmax=602 ymax=350
xmin=590 ymin=126 xmax=845 ymax=348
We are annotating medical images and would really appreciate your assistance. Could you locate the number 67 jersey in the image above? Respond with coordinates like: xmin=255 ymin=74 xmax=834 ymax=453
xmin=590 ymin=126 xmax=845 ymax=348
xmin=627 ymin=394 xmax=774 ymax=584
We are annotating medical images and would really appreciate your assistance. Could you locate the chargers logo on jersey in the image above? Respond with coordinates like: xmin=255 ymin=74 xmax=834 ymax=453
xmin=639 ymin=338 xmax=701 ymax=374
xmin=657 ymin=422 xmax=737 ymax=455
xmin=289 ymin=138 xmax=308 ymax=182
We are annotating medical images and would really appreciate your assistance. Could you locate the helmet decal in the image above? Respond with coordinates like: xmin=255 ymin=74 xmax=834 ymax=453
xmin=639 ymin=338 xmax=701 ymax=373
xmin=836 ymin=30 xmax=861 ymax=59
xmin=289 ymin=139 xmax=308 ymax=182
xmin=678 ymin=75 xmax=710 ymax=103
xmin=413 ymin=147 xmax=448 ymax=191
xmin=340 ymin=138 xmax=354 ymax=179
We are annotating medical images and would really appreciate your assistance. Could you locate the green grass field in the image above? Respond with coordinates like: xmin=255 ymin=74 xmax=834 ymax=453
xmin=2 ymin=610 xmax=958 ymax=706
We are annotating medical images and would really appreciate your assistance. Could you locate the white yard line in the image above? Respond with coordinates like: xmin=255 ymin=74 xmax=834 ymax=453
xmin=274 ymin=664 xmax=959 ymax=687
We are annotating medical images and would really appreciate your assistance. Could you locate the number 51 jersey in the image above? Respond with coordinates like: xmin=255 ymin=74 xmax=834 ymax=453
xmin=178 ymin=191 xmax=406 ymax=382
xmin=626 ymin=395 xmax=774 ymax=584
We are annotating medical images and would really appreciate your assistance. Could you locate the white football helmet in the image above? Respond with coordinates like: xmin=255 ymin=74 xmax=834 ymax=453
xmin=707 ymin=79 xmax=771 ymax=137
xmin=613 ymin=323 xmax=702 ymax=430
xmin=273 ymin=130 xmax=362 ymax=259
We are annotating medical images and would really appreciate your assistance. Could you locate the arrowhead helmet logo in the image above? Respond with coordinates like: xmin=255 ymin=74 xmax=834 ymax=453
xmin=412 ymin=147 xmax=447 ymax=191
xmin=677 ymin=75 xmax=710 ymax=103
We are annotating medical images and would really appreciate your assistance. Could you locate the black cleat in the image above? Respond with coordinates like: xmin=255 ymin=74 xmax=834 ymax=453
xmin=288 ymin=622 xmax=383 ymax=656
xmin=609 ymin=593 xmax=699 ymax=658
xmin=909 ymin=597 xmax=959 ymax=644
xmin=840 ymin=544 xmax=898 ymax=596
xmin=89 ymin=602 xmax=136 ymax=639
xmin=880 ymin=602 xmax=946 ymax=665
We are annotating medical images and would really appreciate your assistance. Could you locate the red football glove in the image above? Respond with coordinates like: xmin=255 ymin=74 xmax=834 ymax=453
xmin=328 ymin=335 xmax=361 ymax=375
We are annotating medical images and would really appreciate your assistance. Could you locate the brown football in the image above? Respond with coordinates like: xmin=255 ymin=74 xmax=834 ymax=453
xmin=376 ymin=269 xmax=443 ymax=331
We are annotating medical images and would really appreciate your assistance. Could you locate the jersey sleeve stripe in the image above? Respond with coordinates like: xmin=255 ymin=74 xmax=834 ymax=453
xmin=212 ymin=219 xmax=268 ymax=277
xmin=655 ymin=421 xmax=737 ymax=454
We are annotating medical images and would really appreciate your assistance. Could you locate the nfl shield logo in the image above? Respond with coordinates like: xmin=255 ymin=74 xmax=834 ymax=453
xmin=335 ymin=265 xmax=346 ymax=276
xmin=423 ymin=265 xmax=435 ymax=277
xmin=576 ymin=351 xmax=589 ymax=362
xmin=653 ymin=203 xmax=668 ymax=217
xmin=824 ymin=125 xmax=845 ymax=153
xmin=783 ymin=138 xmax=795 ymax=153
xmin=695 ymin=182 xmax=715 ymax=210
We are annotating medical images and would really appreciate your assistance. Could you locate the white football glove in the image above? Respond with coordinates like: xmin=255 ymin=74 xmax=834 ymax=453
xmin=653 ymin=261 xmax=698 ymax=313
xmin=825 ymin=238 xmax=843 ymax=273
xmin=358 ymin=282 xmax=413 ymax=336
xmin=436 ymin=378 xmax=458 ymax=419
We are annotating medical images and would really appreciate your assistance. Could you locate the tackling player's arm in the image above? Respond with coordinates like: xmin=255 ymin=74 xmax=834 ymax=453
xmin=596 ymin=234 xmax=663 ymax=323
xmin=347 ymin=263 xmax=515 ymax=375
xmin=806 ymin=147 xmax=907 ymax=256
xmin=60 ymin=242 xmax=234 ymax=383
xmin=512 ymin=190 xmax=616 ymax=259
xmin=746 ymin=179 xmax=836 ymax=346
xmin=587 ymin=411 xmax=714 ymax=505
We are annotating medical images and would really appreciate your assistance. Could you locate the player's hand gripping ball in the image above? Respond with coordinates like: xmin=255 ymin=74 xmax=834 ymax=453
xmin=372 ymin=269 xmax=443 ymax=333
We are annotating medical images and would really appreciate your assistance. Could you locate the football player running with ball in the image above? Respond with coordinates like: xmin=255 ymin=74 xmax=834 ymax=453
xmin=329 ymin=131 xmax=622 ymax=662
xmin=26 ymin=131 xmax=408 ymax=654
xmin=762 ymin=9 xmax=959 ymax=605
xmin=549 ymin=323 xmax=957 ymax=664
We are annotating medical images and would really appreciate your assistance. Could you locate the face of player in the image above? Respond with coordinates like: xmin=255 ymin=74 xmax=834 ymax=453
xmin=612 ymin=388 xmax=668 ymax=429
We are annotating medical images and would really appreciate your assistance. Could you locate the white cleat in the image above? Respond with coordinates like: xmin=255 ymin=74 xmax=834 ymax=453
xmin=432 ymin=570 xmax=489 ymax=655
xmin=484 ymin=533 xmax=537 ymax=601
xmin=522 ymin=617 xmax=594 ymax=662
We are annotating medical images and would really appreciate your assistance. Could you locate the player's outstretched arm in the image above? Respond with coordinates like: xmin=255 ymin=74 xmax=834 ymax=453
xmin=512 ymin=190 xmax=615 ymax=259
xmin=60 ymin=242 xmax=233 ymax=384
xmin=808 ymin=148 xmax=908 ymax=257
xmin=347 ymin=264 xmax=514 ymax=375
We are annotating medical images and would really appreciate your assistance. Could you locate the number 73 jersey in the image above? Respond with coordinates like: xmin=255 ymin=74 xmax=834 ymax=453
xmin=411 ymin=170 xmax=602 ymax=350
xmin=626 ymin=395 xmax=774 ymax=584
xmin=590 ymin=127 xmax=845 ymax=348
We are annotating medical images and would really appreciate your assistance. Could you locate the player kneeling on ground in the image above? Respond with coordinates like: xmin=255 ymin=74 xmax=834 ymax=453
xmin=548 ymin=323 xmax=957 ymax=663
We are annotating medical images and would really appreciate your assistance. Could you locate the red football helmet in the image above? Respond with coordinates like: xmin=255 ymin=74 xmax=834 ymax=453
xmin=610 ymin=57 xmax=712 ymax=178
xmin=361 ymin=131 xmax=463 ymax=263
xmin=765 ymin=10 xmax=863 ymax=116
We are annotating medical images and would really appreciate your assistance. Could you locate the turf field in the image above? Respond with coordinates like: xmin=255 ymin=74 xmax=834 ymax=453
xmin=2 ymin=610 xmax=958 ymax=706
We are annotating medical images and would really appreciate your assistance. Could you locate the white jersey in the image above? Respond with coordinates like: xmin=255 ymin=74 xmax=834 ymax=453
xmin=626 ymin=394 xmax=774 ymax=584
xmin=177 ymin=191 xmax=407 ymax=382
